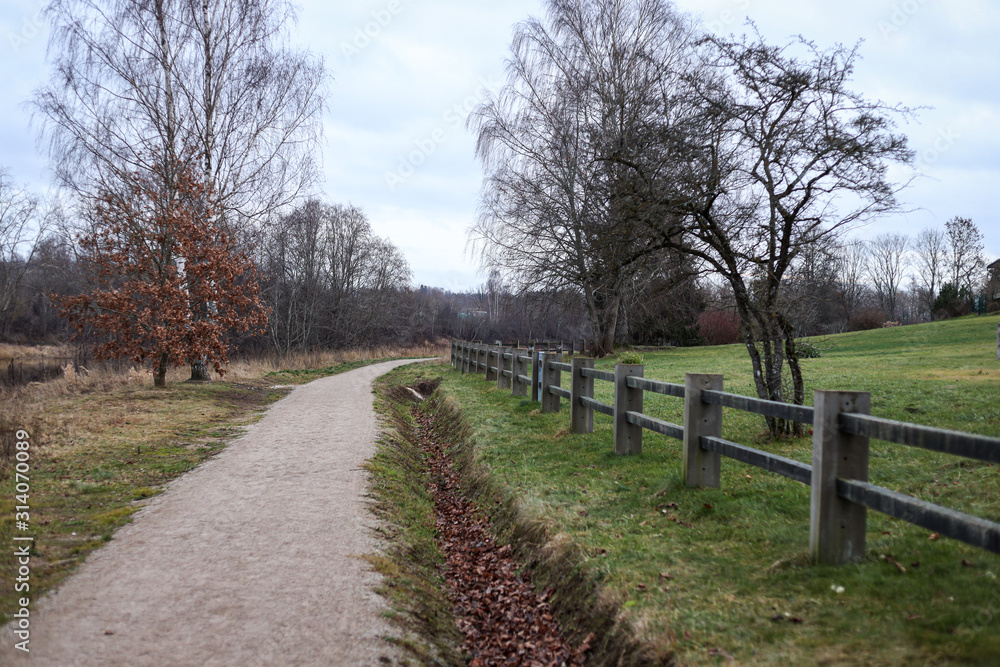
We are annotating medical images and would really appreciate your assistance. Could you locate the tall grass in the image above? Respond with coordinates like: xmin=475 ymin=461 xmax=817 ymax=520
xmin=0 ymin=341 xmax=446 ymax=468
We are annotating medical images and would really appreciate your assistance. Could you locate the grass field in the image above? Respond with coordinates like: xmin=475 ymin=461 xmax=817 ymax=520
xmin=387 ymin=315 xmax=1000 ymax=665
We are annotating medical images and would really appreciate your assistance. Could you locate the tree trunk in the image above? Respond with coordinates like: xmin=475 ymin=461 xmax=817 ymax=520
xmin=155 ymin=352 xmax=169 ymax=388
xmin=190 ymin=358 xmax=210 ymax=382
xmin=187 ymin=0 xmax=215 ymax=385
xmin=587 ymin=289 xmax=621 ymax=358
xmin=780 ymin=316 xmax=806 ymax=437
xmin=740 ymin=308 xmax=800 ymax=439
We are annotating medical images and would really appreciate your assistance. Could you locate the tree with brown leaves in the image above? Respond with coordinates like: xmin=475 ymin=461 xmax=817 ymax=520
xmin=56 ymin=159 xmax=268 ymax=387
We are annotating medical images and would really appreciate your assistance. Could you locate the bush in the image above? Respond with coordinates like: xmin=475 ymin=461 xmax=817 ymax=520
xmin=796 ymin=341 xmax=822 ymax=358
xmin=848 ymin=309 xmax=887 ymax=331
xmin=697 ymin=310 xmax=741 ymax=346
xmin=617 ymin=351 xmax=645 ymax=365
xmin=933 ymin=282 xmax=973 ymax=319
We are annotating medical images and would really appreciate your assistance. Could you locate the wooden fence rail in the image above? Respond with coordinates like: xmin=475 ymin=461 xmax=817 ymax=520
xmin=449 ymin=340 xmax=1000 ymax=565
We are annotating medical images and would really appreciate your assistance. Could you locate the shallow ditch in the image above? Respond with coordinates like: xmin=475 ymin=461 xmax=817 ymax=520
xmin=367 ymin=380 xmax=670 ymax=666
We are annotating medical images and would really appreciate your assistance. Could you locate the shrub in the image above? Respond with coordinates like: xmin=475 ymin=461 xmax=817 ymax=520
xmin=796 ymin=341 xmax=822 ymax=358
xmin=848 ymin=309 xmax=887 ymax=331
xmin=933 ymin=282 xmax=973 ymax=319
xmin=698 ymin=310 xmax=741 ymax=346
xmin=617 ymin=351 xmax=645 ymax=366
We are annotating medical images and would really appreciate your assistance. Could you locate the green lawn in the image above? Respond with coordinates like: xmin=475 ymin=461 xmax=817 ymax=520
xmin=394 ymin=315 xmax=1000 ymax=665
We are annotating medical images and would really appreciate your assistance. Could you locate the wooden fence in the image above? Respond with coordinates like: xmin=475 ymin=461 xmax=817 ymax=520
xmin=450 ymin=340 xmax=1000 ymax=565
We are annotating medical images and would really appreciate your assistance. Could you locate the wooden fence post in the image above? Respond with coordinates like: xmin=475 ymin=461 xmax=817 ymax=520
xmin=810 ymin=390 xmax=871 ymax=565
xmin=498 ymin=348 xmax=512 ymax=390
xmin=485 ymin=346 xmax=498 ymax=382
xmin=571 ymin=357 xmax=594 ymax=434
xmin=683 ymin=373 xmax=723 ymax=487
xmin=480 ymin=345 xmax=489 ymax=377
xmin=530 ymin=349 xmax=542 ymax=402
xmin=512 ymin=349 xmax=528 ymax=397
xmin=461 ymin=343 xmax=469 ymax=374
xmin=541 ymin=352 xmax=562 ymax=413
xmin=614 ymin=363 xmax=644 ymax=455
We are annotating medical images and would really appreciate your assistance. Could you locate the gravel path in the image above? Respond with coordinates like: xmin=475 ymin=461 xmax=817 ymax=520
xmin=1 ymin=359 xmax=425 ymax=666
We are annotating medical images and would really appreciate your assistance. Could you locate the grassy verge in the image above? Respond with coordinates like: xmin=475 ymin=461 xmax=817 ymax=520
xmin=419 ymin=316 xmax=1000 ymax=665
xmin=365 ymin=379 xmax=465 ymax=665
xmin=0 ymin=343 xmax=446 ymax=624
xmin=369 ymin=373 xmax=667 ymax=665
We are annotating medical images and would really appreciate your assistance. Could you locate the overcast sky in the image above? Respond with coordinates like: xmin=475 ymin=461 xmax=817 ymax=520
xmin=1 ymin=0 xmax=997 ymax=290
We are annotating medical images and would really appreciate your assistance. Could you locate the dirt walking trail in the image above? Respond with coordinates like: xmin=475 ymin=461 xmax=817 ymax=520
xmin=1 ymin=359 xmax=428 ymax=666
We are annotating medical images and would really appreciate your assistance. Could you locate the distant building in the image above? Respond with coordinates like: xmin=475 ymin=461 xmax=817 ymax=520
xmin=988 ymin=259 xmax=1000 ymax=312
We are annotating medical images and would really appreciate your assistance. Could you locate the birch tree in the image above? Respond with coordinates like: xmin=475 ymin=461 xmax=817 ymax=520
xmin=36 ymin=0 xmax=324 ymax=377
xmin=469 ymin=0 xmax=695 ymax=356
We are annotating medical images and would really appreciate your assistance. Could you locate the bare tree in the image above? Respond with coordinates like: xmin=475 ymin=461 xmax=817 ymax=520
xmin=469 ymin=0 xmax=695 ymax=356
xmin=37 ymin=0 xmax=325 ymax=224
xmin=36 ymin=0 xmax=325 ymax=376
xmin=660 ymin=32 xmax=913 ymax=434
xmin=262 ymin=201 xmax=411 ymax=351
xmin=867 ymin=232 xmax=909 ymax=320
xmin=944 ymin=217 xmax=985 ymax=295
xmin=912 ymin=227 xmax=948 ymax=320
xmin=0 ymin=170 xmax=44 ymax=335
xmin=835 ymin=241 xmax=869 ymax=324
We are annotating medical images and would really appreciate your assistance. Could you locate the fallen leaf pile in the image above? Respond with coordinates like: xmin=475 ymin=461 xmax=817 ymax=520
xmin=416 ymin=410 xmax=592 ymax=666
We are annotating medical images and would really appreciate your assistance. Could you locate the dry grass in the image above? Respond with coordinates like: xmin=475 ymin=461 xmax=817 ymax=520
xmin=0 ymin=341 xmax=447 ymax=463
xmin=224 ymin=341 xmax=448 ymax=382
xmin=0 ymin=340 xmax=448 ymax=624
xmin=0 ymin=343 xmax=72 ymax=360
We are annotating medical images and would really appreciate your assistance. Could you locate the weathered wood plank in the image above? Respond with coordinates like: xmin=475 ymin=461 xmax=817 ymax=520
xmin=702 ymin=390 xmax=814 ymax=425
xmin=580 ymin=368 xmax=615 ymax=383
xmin=839 ymin=413 xmax=1000 ymax=464
xmin=625 ymin=411 xmax=684 ymax=441
xmin=700 ymin=436 xmax=811 ymax=485
xmin=838 ymin=479 xmax=1000 ymax=555
xmin=627 ymin=376 xmax=685 ymax=398
xmin=580 ymin=396 xmax=614 ymax=417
